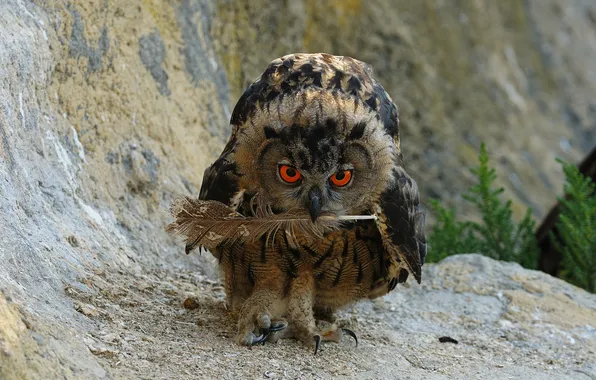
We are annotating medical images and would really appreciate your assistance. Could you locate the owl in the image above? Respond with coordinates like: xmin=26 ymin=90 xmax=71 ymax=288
xmin=196 ymin=53 xmax=426 ymax=354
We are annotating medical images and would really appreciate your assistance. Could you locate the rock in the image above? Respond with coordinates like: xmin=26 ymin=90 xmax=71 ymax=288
xmin=183 ymin=297 xmax=200 ymax=310
xmin=1 ymin=0 xmax=595 ymax=379
xmin=74 ymin=302 xmax=100 ymax=318
xmin=4 ymin=252 xmax=596 ymax=379
xmin=85 ymin=337 xmax=120 ymax=359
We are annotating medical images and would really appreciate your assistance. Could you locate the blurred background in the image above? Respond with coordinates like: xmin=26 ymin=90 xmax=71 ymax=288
xmin=213 ymin=1 xmax=596 ymax=222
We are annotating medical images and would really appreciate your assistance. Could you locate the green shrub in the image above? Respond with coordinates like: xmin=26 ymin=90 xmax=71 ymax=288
xmin=427 ymin=142 xmax=538 ymax=268
xmin=553 ymin=159 xmax=596 ymax=293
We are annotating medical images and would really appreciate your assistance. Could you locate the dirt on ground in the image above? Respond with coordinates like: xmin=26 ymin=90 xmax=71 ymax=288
xmin=45 ymin=255 xmax=596 ymax=380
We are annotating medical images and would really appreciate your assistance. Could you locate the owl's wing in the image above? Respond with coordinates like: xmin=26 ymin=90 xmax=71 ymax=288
xmin=198 ymin=138 xmax=242 ymax=206
xmin=376 ymin=165 xmax=427 ymax=283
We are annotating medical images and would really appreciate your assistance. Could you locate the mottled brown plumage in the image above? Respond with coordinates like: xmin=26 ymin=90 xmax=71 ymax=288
xmin=172 ymin=53 xmax=426 ymax=353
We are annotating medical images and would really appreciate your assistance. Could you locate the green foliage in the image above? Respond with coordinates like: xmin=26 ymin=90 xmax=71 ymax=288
xmin=552 ymin=159 xmax=596 ymax=293
xmin=427 ymin=142 xmax=596 ymax=292
xmin=427 ymin=199 xmax=481 ymax=262
xmin=427 ymin=143 xmax=538 ymax=268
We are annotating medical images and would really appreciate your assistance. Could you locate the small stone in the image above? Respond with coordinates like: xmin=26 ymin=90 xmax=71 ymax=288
xmin=183 ymin=297 xmax=200 ymax=310
xmin=88 ymin=344 xmax=119 ymax=359
xmin=162 ymin=285 xmax=178 ymax=296
xmin=438 ymin=336 xmax=459 ymax=344
xmin=84 ymin=337 xmax=119 ymax=358
xmin=66 ymin=235 xmax=79 ymax=247
xmin=74 ymin=301 xmax=99 ymax=317
xmin=100 ymin=333 xmax=120 ymax=343
xmin=31 ymin=332 xmax=45 ymax=345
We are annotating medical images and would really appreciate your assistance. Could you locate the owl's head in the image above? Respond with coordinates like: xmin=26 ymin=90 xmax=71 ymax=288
xmin=233 ymin=90 xmax=399 ymax=221
xmin=207 ymin=54 xmax=403 ymax=221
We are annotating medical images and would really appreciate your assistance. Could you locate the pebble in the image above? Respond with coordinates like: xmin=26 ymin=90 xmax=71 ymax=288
xmin=183 ymin=297 xmax=200 ymax=310
xmin=74 ymin=301 xmax=99 ymax=317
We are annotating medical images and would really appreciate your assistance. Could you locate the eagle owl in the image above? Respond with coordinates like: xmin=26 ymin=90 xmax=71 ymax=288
xmin=197 ymin=53 xmax=426 ymax=353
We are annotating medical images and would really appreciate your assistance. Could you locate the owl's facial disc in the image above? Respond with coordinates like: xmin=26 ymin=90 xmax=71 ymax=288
xmin=274 ymin=161 xmax=355 ymax=221
xmin=275 ymin=163 xmax=325 ymax=221
xmin=252 ymin=118 xmax=394 ymax=219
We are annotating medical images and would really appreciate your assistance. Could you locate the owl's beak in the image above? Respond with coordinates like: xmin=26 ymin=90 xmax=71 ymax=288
xmin=307 ymin=187 xmax=322 ymax=222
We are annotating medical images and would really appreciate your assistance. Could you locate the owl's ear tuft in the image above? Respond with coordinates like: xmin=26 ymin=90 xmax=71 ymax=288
xmin=348 ymin=121 xmax=367 ymax=140
xmin=263 ymin=126 xmax=278 ymax=139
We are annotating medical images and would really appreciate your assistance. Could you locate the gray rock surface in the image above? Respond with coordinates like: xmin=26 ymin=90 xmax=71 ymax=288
xmin=3 ymin=252 xmax=595 ymax=379
xmin=0 ymin=0 xmax=595 ymax=379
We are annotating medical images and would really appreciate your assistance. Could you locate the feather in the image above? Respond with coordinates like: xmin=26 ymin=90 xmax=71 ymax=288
xmin=165 ymin=197 xmax=377 ymax=253
xmin=375 ymin=172 xmax=426 ymax=284
xmin=379 ymin=235 xmax=421 ymax=283
xmin=375 ymin=212 xmax=424 ymax=283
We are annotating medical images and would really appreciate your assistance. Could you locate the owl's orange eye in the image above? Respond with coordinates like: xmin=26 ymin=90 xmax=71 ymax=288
xmin=279 ymin=165 xmax=302 ymax=183
xmin=330 ymin=170 xmax=353 ymax=187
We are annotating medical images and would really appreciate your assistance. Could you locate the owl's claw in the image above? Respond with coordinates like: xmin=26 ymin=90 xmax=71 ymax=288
xmin=341 ymin=328 xmax=358 ymax=347
xmin=250 ymin=333 xmax=268 ymax=345
xmin=312 ymin=326 xmax=359 ymax=354
xmin=313 ymin=334 xmax=322 ymax=355
xmin=246 ymin=320 xmax=289 ymax=346
xmin=270 ymin=320 xmax=289 ymax=332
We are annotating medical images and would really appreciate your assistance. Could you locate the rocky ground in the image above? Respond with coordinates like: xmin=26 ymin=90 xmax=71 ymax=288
xmin=5 ymin=254 xmax=594 ymax=379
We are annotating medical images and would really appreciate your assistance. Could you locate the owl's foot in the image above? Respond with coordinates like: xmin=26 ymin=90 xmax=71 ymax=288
xmin=312 ymin=324 xmax=358 ymax=355
xmin=313 ymin=307 xmax=337 ymax=323
xmin=235 ymin=308 xmax=270 ymax=346
xmin=263 ymin=321 xmax=358 ymax=354
xmin=233 ymin=272 xmax=287 ymax=347
xmin=256 ymin=320 xmax=288 ymax=344
xmin=236 ymin=312 xmax=288 ymax=346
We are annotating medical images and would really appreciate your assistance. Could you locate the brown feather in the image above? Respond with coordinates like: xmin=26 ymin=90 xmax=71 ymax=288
xmin=165 ymin=197 xmax=368 ymax=253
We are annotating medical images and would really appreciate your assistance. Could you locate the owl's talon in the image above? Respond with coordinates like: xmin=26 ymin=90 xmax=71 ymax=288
xmin=342 ymin=328 xmax=358 ymax=347
xmin=313 ymin=335 xmax=322 ymax=355
xmin=243 ymin=320 xmax=289 ymax=346
xmin=265 ymin=320 xmax=293 ymax=343
xmin=270 ymin=320 xmax=288 ymax=332
xmin=309 ymin=326 xmax=358 ymax=354
xmin=247 ymin=333 xmax=267 ymax=346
